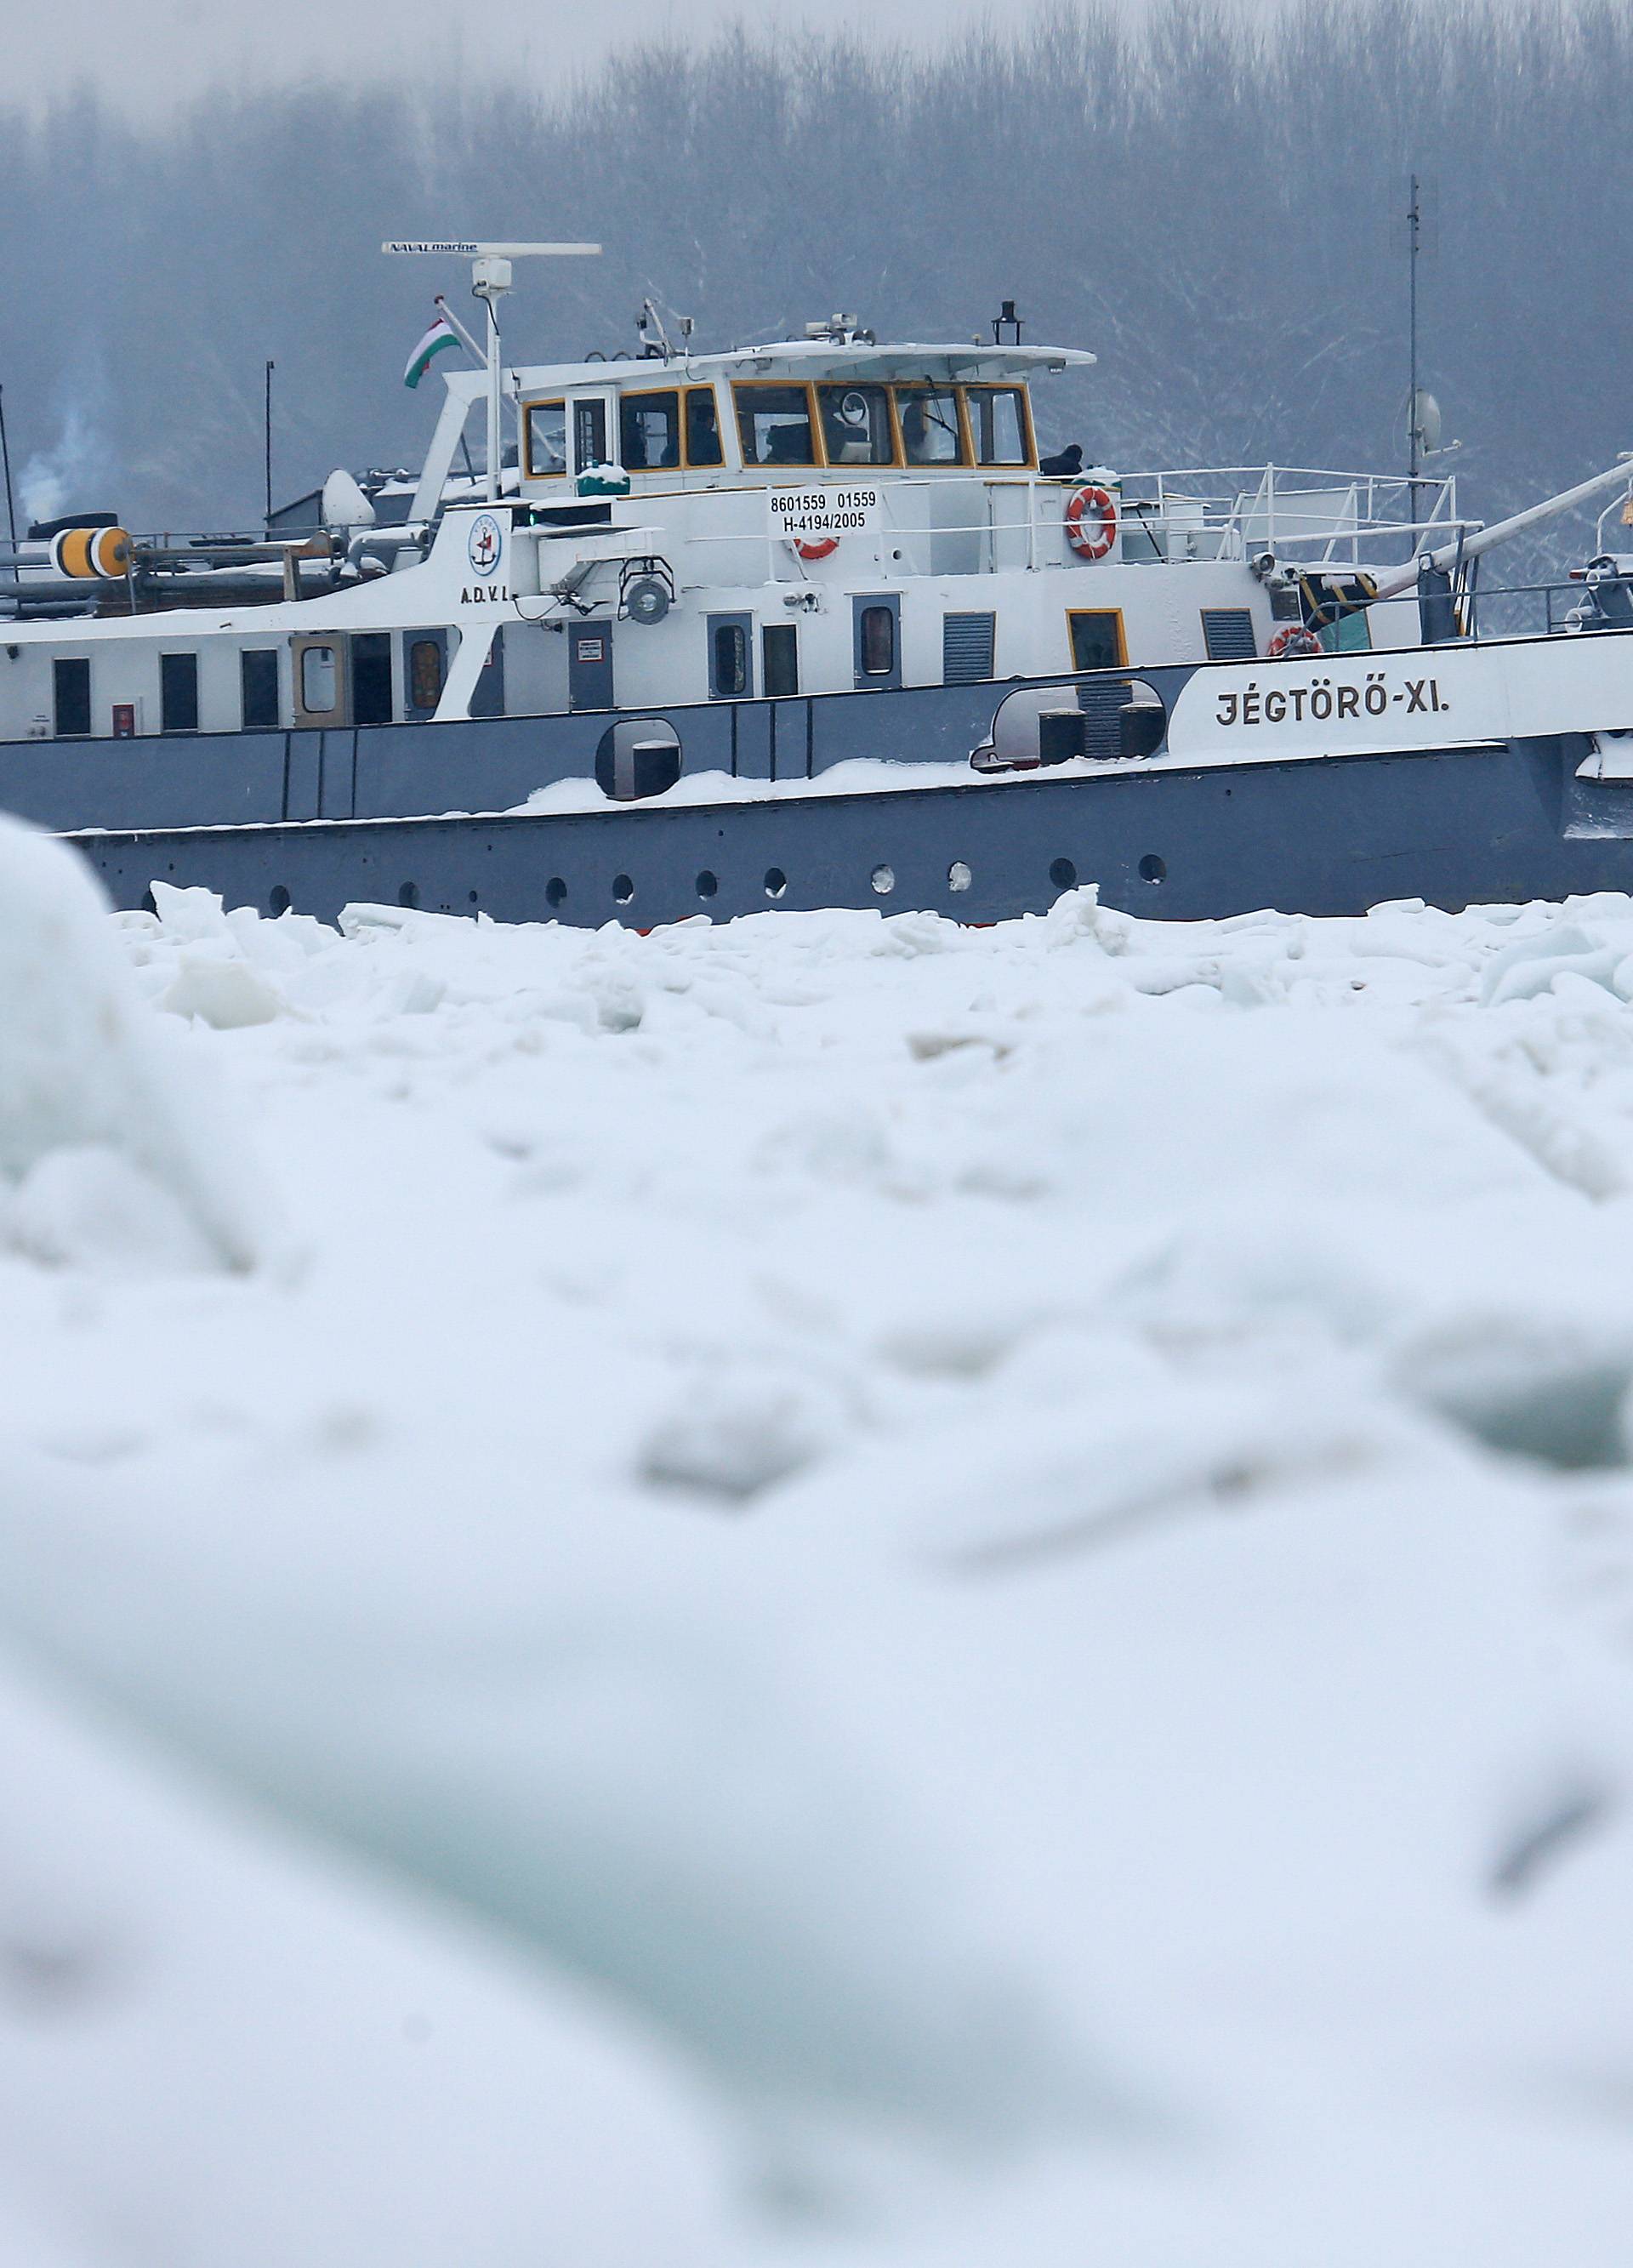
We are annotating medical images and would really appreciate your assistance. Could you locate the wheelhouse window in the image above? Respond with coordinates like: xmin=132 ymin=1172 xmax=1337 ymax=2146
xmin=859 ymin=605 xmax=896 ymax=677
xmin=160 ymin=652 xmax=199 ymax=733
xmin=526 ymin=400 xmax=566 ymax=476
xmin=896 ymin=385 xmax=967 ymax=465
xmin=241 ymin=649 xmax=279 ymax=730
xmin=53 ymin=656 xmax=90 ymax=738
xmin=816 ymin=384 xmax=894 ymax=465
xmin=964 ymin=385 xmax=1032 ymax=466
xmin=620 ymin=390 xmax=680 ymax=471
xmin=686 ymin=387 xmax=724 ymax=466
xmin=734 ymin=385 xmax=817 ymax=467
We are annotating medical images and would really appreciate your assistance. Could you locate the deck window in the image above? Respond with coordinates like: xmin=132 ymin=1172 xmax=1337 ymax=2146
xmin=858 ymin=605 xmax=896 ymax=677
xmin=734 ymin=385 xmax=817 ymax=468
xmin=620 ymin=390 xmax=680 ymax=471
xmin=686 ymin=387 xmax=724 ymax=466
xmin=816 ymin=383 xmax=894 ymax=466
xmin=352 ymin=633 xmax=392 ymax=727
xmin=300 ymin=645 xmax=338 ymax=713
xmin=964 ymin=385 xmax=1032 ymax=467
xmin=762 ymin=623 xmax=799 ymax=698
xmin=160 ymin=652 xmax=199 ymax=733
xmin=53 ymin=656 xmax=90 ymax=738
xmin=241 ymin=648 xmax=279 ymax=730
xmin=408 ymin=638 xmax=444 ymax=711
xmin=525 ymin=400 xmax=566 ymax=477
xmin=1067 ymin=609 xmax=1126 ymax=671
xmin=711 ymin=621 xmax=749 ymax=698
xmin=896 ymin=385 xmax=967 ymax=466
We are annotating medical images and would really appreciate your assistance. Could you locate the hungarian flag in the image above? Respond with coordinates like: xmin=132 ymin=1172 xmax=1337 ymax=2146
xmin=403 ymin=313 xmax=462 ymax=389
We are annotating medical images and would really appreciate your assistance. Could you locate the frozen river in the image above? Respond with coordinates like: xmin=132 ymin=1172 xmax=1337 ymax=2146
xmin=0 ymin=817 xmax=1630 ymax=2264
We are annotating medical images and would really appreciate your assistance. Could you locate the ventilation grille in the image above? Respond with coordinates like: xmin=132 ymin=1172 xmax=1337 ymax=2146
xmin=942 ymin=611 xmax=997 ymax=683
xmin=1201 ymin=607 xmax=1257 ymax=660
xmin=1079 ymin=678 xmax=1132 ymax=761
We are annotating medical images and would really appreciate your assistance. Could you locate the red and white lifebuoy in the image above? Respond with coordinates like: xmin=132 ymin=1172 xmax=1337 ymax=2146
xmin=789 ymin=533 xmax=839 ymax=562
xmin=1266 ymin=624 xmax=1323 ymax=659
xmin=1064 ymin=484 xmax=1118 ymax=561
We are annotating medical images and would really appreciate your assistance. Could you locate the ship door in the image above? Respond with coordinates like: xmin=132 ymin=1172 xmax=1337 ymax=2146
xmin=568 ymin=622 xmax=614 ymax=710
xmin=568 ymin=391 xmax=616 ymax=480
xmin=852 ymin=595 xmax=902 ymax=691
xmin=292 ymin=633 xmax=350 ymax=728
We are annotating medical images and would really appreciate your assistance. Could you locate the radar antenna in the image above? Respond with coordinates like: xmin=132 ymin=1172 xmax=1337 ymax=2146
xmin=383 ymin=241 xmax=602 ymax=501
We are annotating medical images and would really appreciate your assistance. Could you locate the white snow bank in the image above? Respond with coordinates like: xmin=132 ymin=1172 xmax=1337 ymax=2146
xmin=0 ymin=828 xmax=269 ymax=1271
xmin=0 ymin=1641 xmax=744 ymax=2268
xmin=1 ymin=879 xmax=1632 ymax=2259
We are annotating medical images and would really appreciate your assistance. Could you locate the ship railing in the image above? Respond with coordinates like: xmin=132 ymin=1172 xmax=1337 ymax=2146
xmin=678 ymin=464 xmax=1466 ymax=579
xmin=1116 ymin=464 xmax=1462 ymax=567
xmin=1460 ymin=578 xmax=1628 ymax=643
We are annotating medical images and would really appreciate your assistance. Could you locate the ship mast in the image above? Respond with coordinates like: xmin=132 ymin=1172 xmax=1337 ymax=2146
xmin=384 ymin=240 xmax=602 ymax=500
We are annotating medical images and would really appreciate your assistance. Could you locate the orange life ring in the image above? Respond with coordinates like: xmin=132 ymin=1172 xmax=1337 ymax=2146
xmin=790 ymin=533 xmax=839 ymax=561
xmin=1266 ymin=624 xmax=1323 ymax=659
xmin=1064 ymin=484 xmax=1117 ymax=561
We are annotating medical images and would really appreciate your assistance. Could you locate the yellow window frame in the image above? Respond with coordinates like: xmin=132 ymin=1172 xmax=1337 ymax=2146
xmin=683 ymin=384 xmax=725 ymax=469
xmin=812 ymin=379 xmax=903 ymax=470
xmin=731 ymin=378 xmax=824 ymax=470
xmin=963 ymin=383 xmax=1038 ymax=470
xmin=618 ymin=386 xmax=685 ymax=474
xmin=1066 ymin=607 xmax=1128 ymax=671
xmin=891 ymin=382 xmax=971 ymax=469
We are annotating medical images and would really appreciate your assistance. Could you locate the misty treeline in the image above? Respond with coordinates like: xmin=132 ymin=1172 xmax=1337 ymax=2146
xmin=0 ymin=0 xmax=1626 ymax=571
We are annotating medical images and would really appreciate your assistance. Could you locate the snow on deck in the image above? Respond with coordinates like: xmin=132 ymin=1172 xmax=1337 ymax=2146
xmin=1 ymin=820 xmax=1632 ymax=2263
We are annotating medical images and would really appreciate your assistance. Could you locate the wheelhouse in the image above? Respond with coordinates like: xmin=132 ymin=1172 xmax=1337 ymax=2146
xmin=490 ymin=341 xmax=1074 ymax=504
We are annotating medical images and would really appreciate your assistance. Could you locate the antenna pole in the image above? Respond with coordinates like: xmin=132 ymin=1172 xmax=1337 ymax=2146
xmin=264 ymin=359 xmax=275 ymax=526
xmin=1408 ymin=174 xmax=1421 ymax=534
xmin=475 ymin=266 xmax=505 ymax=502
xmin=382 ymin=242 xmax=601 ymax=508
xmin=0 ymin=385 xmax=16 ymax=550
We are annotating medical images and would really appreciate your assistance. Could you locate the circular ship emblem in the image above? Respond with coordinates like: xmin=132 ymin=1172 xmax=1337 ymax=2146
xmin=467 ymin=513 xmax=503 ymax=576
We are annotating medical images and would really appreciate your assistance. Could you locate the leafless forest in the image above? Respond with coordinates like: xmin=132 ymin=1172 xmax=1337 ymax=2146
xmin=1 ymin=0 xmax=1623 ymax=556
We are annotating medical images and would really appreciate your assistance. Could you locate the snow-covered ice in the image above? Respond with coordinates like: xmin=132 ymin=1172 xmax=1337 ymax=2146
xmin=2 ymin=812 xmax=1632 ymax=2261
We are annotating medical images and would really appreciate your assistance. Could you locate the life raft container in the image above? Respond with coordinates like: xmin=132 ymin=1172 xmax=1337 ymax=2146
xmin=1064 ymin=484 xmax=1118 ymax=561
xmin=1266 ymin=624 xmax=1323 ymax=659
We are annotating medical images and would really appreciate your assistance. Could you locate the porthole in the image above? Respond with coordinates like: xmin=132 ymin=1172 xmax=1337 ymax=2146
xmin=947 ymin=861 xmax=972 ymax=892
xmin=612 ymin=873 xmax=635 ymax=905
xmin=764 ymin=867 xmax=788 ymax=899
xmin=398 ymin=881 xmax=419 ymax=909
xmin=870 ymin=863 xmax=896 ymax=896
xmin=269 ymin=885 xmax=291 ymax=916
xmin=468 ymin=890 xmax=479 ymax=904
xmin=1049 ymin=858 xmax=1077 ymax=892
xmin=696 ymin=869 xmax=719 ymax=898
xmin=1139 ymin=853 xmax=1167 ymax=884
xmin=545 ymin=877 xmax=567 ymax=909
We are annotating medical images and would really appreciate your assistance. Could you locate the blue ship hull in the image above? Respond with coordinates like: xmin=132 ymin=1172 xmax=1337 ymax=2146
xmin=56 ymin=732 xmax=1633 ymax=932
xmin=5 ymin=668 xmax=1632 ymax=928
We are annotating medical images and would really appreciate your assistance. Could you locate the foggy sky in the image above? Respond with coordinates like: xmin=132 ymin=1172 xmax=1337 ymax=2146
xmin=10 ymin=0 xmax=1284 ymax=117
